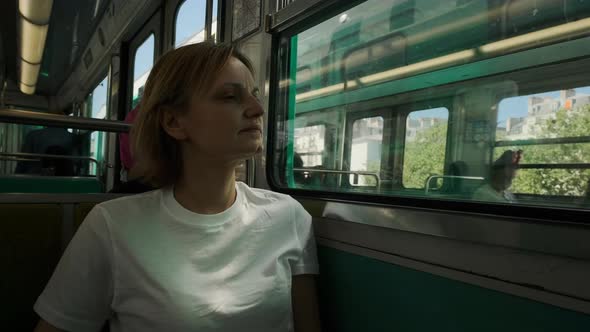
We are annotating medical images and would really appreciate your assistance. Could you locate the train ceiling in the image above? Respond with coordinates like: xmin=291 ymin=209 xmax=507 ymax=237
xmin=0 ymin=0 xmax=110 ymax=96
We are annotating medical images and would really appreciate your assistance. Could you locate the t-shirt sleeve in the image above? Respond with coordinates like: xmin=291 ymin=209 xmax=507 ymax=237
xmin=289 ymin=199 xmax=320 ymax=276
xmin=34 ymin=206 xmax=114 ymax=332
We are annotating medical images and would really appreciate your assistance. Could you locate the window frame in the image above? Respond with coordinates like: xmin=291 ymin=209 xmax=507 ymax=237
xmin=130 ymin=33 xmax=156 ymax=109
xmin=294 ymin=122 xmax=328 ymax=168
xmin=344 ymin=111 xmax=387 ymax=189
xmin=265 ymin=0 xmax=590 ymax=224
xmin=173 ymin=0 xmax=213 ymax=48
xmin=494 ymin=90 xmax=590 ymax=199
xmin=401 ymin=106 xmax=451 ymax=190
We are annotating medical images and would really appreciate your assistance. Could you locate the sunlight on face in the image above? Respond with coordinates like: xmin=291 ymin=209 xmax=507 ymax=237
xmin=180 ymin=57 xmax=264 ymax=163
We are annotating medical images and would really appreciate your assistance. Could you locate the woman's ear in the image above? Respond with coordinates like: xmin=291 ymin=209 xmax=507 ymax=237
xmin=161 ymin=108 xmax=188 ymax=140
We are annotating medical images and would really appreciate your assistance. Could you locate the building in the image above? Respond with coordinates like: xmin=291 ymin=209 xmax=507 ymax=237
xmin=504 ymin=89 xmax=590 ymax=139
xmin=406 ymin=117 xmax=446 ymax=142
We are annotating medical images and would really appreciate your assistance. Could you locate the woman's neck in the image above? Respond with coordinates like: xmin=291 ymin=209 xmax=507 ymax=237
xmin=173 ymin=157 xmax=238 ymax=215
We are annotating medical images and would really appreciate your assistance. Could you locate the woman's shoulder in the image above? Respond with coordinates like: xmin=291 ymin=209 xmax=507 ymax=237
xmin=95 ymin=189 xmax=163 ymax=219
xmin=237 ymin=182 xmax=294 ymax=203
xmin=237 ymin=182 xmax=310 ymax=221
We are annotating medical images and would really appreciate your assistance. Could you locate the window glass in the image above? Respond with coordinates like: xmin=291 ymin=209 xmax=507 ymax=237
xmin=174 ymin=0 xmax=207 ymax=47
xmin=295 ymin=125 xmax=325 ymax=167
xmin=350 ymin=117 xmax=383 ymax=186
xmin=212 ymin=0 xmax=218 ymax=42
xmin=132 ymin=34 xmax=155 ymax=108
xmin=0 ymin=122 xmax=109 ymax=183
xmin=86 ymin=76 xmax=109 ymax=175
xmin=232 ymin=0 xmax=261 ymax=41
xmin=495 ymin=87 xmax=590 ymax=198
xmin=88 ymin=76 xmax=108 ymax=119
xmin=273 ymin=0 xmax=590 ymax=210
xmin=403 ymin=108 xmax=448 ymax=189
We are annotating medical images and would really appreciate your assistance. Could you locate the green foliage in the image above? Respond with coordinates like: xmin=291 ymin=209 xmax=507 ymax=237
xmin=497 ymin=104 xmax=590 ymax=196
xmin=403 ymin=123 xmax=448 ymax=188
xmin=362 ymin=160 xmax=381 ymax=186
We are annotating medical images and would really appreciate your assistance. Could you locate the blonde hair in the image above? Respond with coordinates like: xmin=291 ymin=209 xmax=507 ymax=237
xmin=129 ymin=42 xmax=254 ymax=187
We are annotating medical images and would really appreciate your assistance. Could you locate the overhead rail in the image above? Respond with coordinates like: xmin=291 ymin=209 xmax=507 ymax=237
xmin=0 ymin=108 xmax=130 ymax=133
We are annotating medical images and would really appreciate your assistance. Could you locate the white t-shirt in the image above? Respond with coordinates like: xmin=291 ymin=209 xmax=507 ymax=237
xmin=472 ymin=183 xmax=516 ymax=203
xmin=34 ymin=182 xmax=319 ymax=332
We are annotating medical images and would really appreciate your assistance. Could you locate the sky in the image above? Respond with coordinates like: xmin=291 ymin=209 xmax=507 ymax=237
xmin=86 ymin=0 xmax=215 ymax=119
xmin=91 ymin=76 xmax=108 ymax=118
xmin=407 ymin=107 xmax=449 ymax=120
xmin=133 ymin=0 xmax=214 ymax=82
xmin=497 ymin=86 xmax=590 ymax=125
xmin=407 ymin=86 xmax=590 ymax=123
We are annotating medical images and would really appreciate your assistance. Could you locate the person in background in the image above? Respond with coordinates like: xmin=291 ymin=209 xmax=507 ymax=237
xmin=15 ymin=126 xmax=76 ymax=175
xmin=109 ymin=105 xmax=154 ymax=193
xmin=473 ymin=149 xmax=522 ymax=203
xmin=34 ymin=42 xmax=321 ymax=332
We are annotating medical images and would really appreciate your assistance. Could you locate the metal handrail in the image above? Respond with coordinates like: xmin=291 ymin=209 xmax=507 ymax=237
xmin=293 ymin=168 xmax=381 ymax=189
xmin=0 ymin=108 xmax=130 ymax=133
xmin=0 ymin=157 xmax=39 ymax=162
xmin=0 ymin=152 xmax=101 ymax=179
xmin=425 ymin=175 xmax=484 ymax=193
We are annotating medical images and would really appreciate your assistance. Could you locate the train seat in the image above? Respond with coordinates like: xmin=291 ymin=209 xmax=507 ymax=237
xmin=0 ymin=203 xmax=63 ymax=331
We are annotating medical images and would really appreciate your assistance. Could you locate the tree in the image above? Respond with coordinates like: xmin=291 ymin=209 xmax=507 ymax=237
xmin=403 ymin=123 xmax=448 ymax=189
xmin=501 ymin=104 xmax=590 ymax=197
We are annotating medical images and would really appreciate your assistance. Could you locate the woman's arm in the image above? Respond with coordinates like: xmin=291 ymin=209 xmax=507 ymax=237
xmin=292 ymin=274 xmax=322 ymax=332
xmin=33 ymin=319 xmax=65 ymax=332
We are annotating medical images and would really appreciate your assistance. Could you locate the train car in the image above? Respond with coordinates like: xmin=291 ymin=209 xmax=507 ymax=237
xmin=1 ymin=0 xmax=589 ymax=331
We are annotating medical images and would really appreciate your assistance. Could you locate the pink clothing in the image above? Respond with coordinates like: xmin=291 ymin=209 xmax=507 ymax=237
xmin=119 ymin=106 xmax=139 ymax=170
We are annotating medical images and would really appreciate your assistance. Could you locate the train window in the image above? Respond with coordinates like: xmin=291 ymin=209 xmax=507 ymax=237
xmin=232 ymin=0 xmax=261 ymax=41
xmin=494 ymin=86 xmax=590 ymax=199
xmin=273 ymin=0 xmax=590 ymax=212
xmin=212 ymin=0 xmax=219 ymax=42
xmin=350 ymin=117 xmax=383 ymax=186
xmin=0 ymin=122 xmax=110 ymax=182
xmin=403 ymin=108 xmax=448 ymax=189
xmin=83 ymin=76 xmax=109 ymax=119
xmin=296 ymin=66 xmax=312 ymax=94
xmin=84 ymin=76 xmax=109 ymax=175
xmin=174 ymin=0 xmax=207 ymax=47
xmin=132 ymin=34 xmax=155 ymax=108
xmin=295 ymin=124 xmax=326 ymax=167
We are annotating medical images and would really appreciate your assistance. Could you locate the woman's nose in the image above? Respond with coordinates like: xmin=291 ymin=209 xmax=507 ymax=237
xmin=244 ymin=95 xmax=264 ymax=118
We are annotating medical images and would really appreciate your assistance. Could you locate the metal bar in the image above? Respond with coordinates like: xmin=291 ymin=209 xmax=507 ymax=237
xmin=0 ymin=152 xmax=101 ymax=180
xmin=495 ymin=136 xmax=590 ymax=147
xmin=0 ymin=152 xmax=99 ymax=165
xmin=425 ymin=175 xmax=485 ymax=193
xmin=518 ymin=163 xmax=590 ymax=170
xmin=0 ymin=108 xmax=131 ymax=133
xmin=293 ymin=167 xmax=381 ymax=189
xmin=0 ymin=193 xmax=128 ymax=203
xmin=205 ymin=0 xmax=213 ymax=41
xmin=0 ymin=157 xmax=39 ymax=162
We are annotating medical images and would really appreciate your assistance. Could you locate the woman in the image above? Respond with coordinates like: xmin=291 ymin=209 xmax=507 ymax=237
xmin=473 ymin=150 xmax=522 ymax=203
xmin=34 ymin=42 xmax=321 ymax=332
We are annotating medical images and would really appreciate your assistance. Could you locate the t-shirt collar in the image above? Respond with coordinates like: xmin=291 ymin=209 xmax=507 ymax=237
xmin=161 ymin=183 xmax=243 ymax=228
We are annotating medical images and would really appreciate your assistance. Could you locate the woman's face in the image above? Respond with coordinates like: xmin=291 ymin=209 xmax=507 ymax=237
xmin=173 ymin=57 xmax=264 ymax=163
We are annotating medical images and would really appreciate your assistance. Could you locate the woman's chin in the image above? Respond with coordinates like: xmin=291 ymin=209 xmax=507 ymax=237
xmin=232 ymin=145 xmax=263 ymax=160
